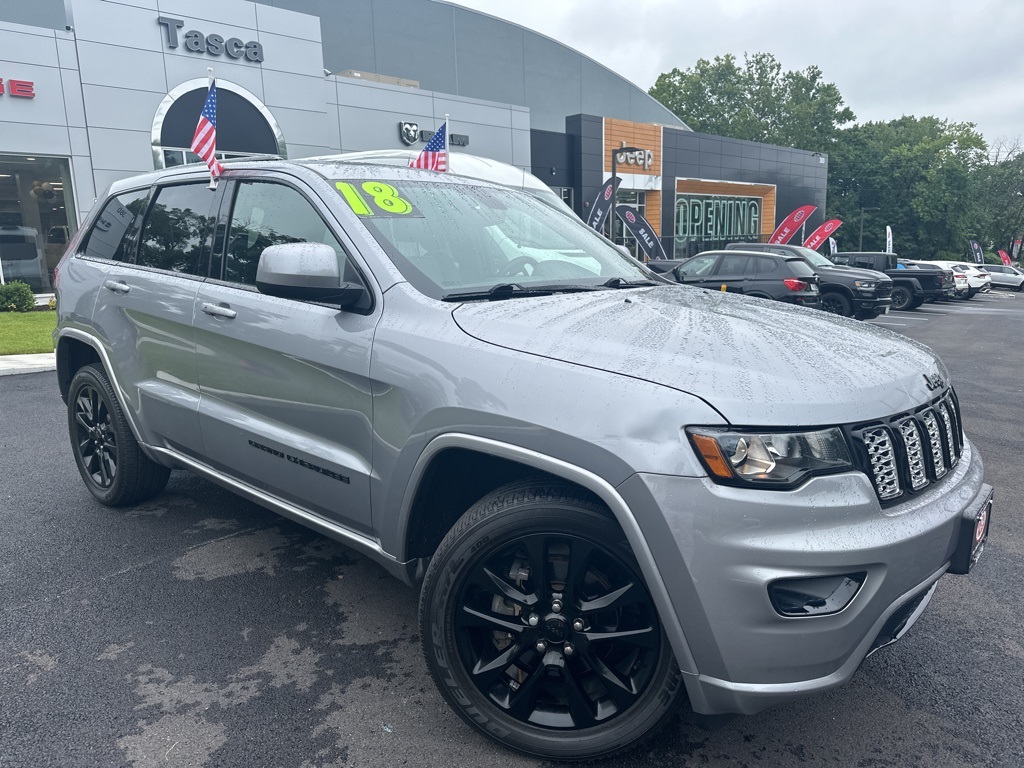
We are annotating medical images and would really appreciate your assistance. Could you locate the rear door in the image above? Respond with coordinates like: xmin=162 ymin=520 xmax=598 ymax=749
xmin=711 ymin=253 xmax=754 ymax=293
xmin=193 ymin=176 xmax=378 ymax=535
xmin=90 ymin=181 xmax=219 ymax=455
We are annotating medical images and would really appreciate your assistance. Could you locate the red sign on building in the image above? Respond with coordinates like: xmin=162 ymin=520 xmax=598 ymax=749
xmin=0 ymin=79 xmax=36 ymax=98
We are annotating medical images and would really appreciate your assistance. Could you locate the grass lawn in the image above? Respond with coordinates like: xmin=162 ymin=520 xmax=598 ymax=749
xmin=0 ymin=310 xmax=57 ymax=355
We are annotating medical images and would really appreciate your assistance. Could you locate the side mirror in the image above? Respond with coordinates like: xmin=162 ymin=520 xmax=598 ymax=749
xmin=255 ymin=242 xmax=368 ymax=308
xmin=672 ymin=265 xmax=688 ymax=281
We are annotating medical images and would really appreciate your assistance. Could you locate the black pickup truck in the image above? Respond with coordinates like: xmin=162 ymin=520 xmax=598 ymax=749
xmin=828 ymin=252 xmax=953 ymax=310
xmin=723 ymin=242 xmax=892 ymax=319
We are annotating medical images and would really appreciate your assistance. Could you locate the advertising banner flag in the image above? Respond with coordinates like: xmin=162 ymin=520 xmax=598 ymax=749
xmin=587 ymin=177 xmax=620 ymax=231
xmin=828 ymin=237 xmax=838 ymax=255
xmin=970 ymin=240 xmax=985 ymax=264
xmin=999 ymin=249 xmax=1012 ymax=266
xmin=769 ymin=205 xmax=816 ymax=244
xmin=615 ymin=205 xmax=667 ymax=260
xmin=802 ymin=219 xmax=842 ymax=251
xmin=1012 ymin=239 xmax=1022 ymax=258
xmin=885 ymin=226 xmax=893 ymax=254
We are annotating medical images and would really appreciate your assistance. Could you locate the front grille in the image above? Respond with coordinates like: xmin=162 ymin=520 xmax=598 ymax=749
xmin=875 ymin=283 xmax=893 ymax=298
xmin=851 ymin=390 xmax=963 ymax=504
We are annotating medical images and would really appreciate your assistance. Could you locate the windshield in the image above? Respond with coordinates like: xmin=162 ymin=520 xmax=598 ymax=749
xmin=785 ymin=244 xmax=833 ymax=268
xmin=336 ymin=179 xmax=652 ymax=299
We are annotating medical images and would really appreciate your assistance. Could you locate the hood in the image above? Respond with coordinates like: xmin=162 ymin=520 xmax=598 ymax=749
xmin=819 ymin=264 xmax=891 ymax=282
xmin=452 ymin=286 xmax=948 ymax=426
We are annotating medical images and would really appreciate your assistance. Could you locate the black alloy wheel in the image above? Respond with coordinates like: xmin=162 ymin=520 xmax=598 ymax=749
xmin=420 ymin=481 xmax=682 ymax=760
xmin=67 ymin=364 xmax=170 ymax=506
xmin=820 ymin=292 xmax=852 ymax=317
xmin=890 ymin=285 xmax=913 ymax=311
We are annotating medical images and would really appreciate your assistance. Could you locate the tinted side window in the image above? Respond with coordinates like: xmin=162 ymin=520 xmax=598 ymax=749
xmin=755 ymin=257 xmax=780 ymax=274
xmin=853 ymin=257 xmax=875 ymax=270
xmin=679 ymin=254 xmax=717 ymax=276
xmin=82 ymin=190 xmax=149 ymax=262
xmin=224 ymin=182 xmax=348 ymax=286
xmin=136 ymin=183 xmax=216 ymax=274
xmin=717 ymin=254 xmax=752 ymax=275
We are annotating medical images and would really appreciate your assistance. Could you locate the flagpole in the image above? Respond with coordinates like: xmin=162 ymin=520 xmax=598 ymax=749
xmin=207 ymin=67 xmax=217 ymax=190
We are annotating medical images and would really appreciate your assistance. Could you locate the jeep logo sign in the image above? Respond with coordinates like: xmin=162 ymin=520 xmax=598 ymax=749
xmin=614 ymin=147 xmax=655 ymax=171
xmin=157 ymin=17 xmax=265 ymax=62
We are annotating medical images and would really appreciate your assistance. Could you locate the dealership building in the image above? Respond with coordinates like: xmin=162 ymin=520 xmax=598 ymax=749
xmin=0 ymin=0 xmax=828 ymax=294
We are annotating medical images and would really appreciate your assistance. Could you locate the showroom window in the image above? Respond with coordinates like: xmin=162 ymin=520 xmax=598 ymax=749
xmin=0 ymin=154 xmax=77 ymax=294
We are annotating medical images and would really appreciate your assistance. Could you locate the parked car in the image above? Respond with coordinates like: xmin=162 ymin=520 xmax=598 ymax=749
xmin=830 ymin=252 xmax=951 ymax=310
xmin=666 ymin=249 xmax=821 ymax=308
xmin=984 ymin=263 xmax=1024 ymax=291
xmin=724 ymin=242 xmax=892 ymax=319
xmin=0 ymin=224 xmax=48 ymax=292
xmin=950 ymin=270 xmax=970 ymax=298
xmin=53 ymin=157 xmax=992 ymax=761
xmin=927 ymin=261 xmax=992 ymax=298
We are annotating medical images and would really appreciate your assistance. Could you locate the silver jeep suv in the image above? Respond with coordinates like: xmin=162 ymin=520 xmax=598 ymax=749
xmin=54 ymin=157 xmax=993 ymax=761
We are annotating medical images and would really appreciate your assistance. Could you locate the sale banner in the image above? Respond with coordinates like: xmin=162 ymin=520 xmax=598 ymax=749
xmin=970 ymin=240 xmax=984 ymax=264
xmin=803 ymin=219 xmax=842 ymax=251
xmin=769 ymin=205 xmax=816 ymax=244
xmin=886 ymin=226 xmax=893 ymax=254
xmin=586 ymin=177 xmax=620 ymax=231
xmin=998 ymin=249 xmax=1012 ymax=266
xmin=615 ymin=205 xmax=667 ymax=260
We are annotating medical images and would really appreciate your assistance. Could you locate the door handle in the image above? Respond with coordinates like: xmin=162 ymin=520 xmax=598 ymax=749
xmin=103 ymin=280 xmax=130 ymax=294
xmin=201 ymin=302 xmax=237 ymax=319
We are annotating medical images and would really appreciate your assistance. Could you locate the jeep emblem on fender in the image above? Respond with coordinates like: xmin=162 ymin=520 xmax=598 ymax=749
xmin=923 ymin=373 xmax=944 ymax=391
xmin=399 ymin=121 xmax=419 ymax=145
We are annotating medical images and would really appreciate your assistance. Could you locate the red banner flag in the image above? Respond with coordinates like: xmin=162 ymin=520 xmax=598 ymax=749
xmin=769 ymin=205 xmax=817 ymax=244
xmin=802 ymin=219 xmax=842 ymax=251
xmin=998 ymin=249 xmax=1012 ymax=266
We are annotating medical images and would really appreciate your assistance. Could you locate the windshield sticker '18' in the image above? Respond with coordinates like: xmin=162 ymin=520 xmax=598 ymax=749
xmin=335 ymin=181 xmax=422 ymax=218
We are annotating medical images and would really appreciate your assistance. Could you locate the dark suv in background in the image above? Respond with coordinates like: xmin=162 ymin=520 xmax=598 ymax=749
xmin=724 ymin=242 xmax=892 ymax=319
xmin=658 ymin=249 xmax=821 ymax=308
xmin=830 ymin=252 xmax=953 ymax=310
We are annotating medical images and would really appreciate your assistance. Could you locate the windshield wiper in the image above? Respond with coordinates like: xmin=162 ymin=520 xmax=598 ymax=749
xmin=441 ymin=283 xmax=600 ymax=302
xmin=602 ymin=277 xmax=660 ymax=288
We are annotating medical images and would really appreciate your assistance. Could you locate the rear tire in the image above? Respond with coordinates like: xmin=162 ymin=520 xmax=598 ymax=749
xmin=419 ymin=480 xmax=683 ymax=761
xmin=67 ymin=363 xmax=170 ymax=506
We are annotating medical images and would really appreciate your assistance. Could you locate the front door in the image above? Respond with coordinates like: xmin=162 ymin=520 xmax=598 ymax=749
xmin=193 ymin=178 xmax=378 ymax=535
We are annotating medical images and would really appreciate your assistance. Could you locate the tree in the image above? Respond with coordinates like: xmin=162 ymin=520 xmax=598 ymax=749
xmin=826 ymin=117 xmax=987 ymax=257
xmin=648 ymin=52 xmax=855 ymax=152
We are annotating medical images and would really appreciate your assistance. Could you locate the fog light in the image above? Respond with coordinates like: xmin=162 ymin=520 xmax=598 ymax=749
xmin=769 ymin=572 xmax=866 ymax=617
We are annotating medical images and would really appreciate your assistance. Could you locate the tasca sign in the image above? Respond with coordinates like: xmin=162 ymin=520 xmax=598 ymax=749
xmin=157 ymin=17 xmax=265 ymax=62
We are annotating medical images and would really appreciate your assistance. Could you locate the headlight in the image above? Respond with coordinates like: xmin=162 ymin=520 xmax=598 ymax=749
xmin=687 ymin=427 xmax=853 ymax=488
xmin=854 ymin=280 xmax=877 ymax=290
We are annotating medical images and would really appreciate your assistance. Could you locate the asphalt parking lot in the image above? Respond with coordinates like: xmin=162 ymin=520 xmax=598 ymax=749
xmin=2 ymin=290 xmax=1022 ymax=768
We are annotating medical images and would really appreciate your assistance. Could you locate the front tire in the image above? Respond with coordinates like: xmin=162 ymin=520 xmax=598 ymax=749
xmin=820 ymin=291 xmax=852 ymax=316
xmin=890 ymin=285 xmax=914 ymax=311
xmin=419 ymin=480 xmax=683 ymax=760
xmin=67 ymin=363 xmax=170 ymax=506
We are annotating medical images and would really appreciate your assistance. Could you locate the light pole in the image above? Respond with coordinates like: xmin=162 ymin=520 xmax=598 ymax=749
xmin=609 ymin=145 xmax=642 ymax=245
xmin=859 ymin=207 xmax=880 ymax=250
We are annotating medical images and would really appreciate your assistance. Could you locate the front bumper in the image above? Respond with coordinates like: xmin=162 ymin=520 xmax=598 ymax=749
xmin=853 ymin=295 xmax=892 ymax=312
xmin=618 ymin=437 xmax=988 ymax=716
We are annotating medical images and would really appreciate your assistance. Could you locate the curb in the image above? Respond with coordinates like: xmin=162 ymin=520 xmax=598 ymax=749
xmin=0 ymin=352 xmax=57 ymax=377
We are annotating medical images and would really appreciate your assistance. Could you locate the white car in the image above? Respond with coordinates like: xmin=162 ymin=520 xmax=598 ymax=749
xmin=983 ymin=263 xmax=1024 ymax=291
xmin=929 ymin=261 xmax=992 ymax=298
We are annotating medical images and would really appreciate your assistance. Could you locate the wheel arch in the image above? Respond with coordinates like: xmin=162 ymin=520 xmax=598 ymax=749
xmin=56 ymin=332 xmax=102 ymax=403
xmin=398 ymin=432 xmax=699 ymax=676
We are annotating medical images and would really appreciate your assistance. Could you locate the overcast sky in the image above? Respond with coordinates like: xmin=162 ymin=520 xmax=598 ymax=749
xmin=448 ymin=0 xmax=1024 ymax=148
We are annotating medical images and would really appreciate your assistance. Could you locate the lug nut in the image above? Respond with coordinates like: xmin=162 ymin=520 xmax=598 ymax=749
xmin=527 ymin=613 xmax=539 ymax=627
xmin=535 ymin=640 xmax=547 ymax=653
xmin=551 ymin=599 xmax=563 ymax=613
xmin=563 ymin=643 xmax=575 ymax=657
xmin=572 ymin=619 xmax=584 ymax=632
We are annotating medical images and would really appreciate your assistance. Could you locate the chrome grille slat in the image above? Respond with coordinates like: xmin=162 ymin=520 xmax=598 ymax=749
xmin=899 ymin=420 xmax=928 ymax=490
xmin=922 ymin=411 xmax=946 ymax=478
xmin=938 ymin=402 xmax=958 ymax=464
xmin=863 ymin=428 xmax=901 ymax=499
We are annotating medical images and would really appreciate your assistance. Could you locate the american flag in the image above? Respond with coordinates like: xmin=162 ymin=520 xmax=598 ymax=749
xmin=409 ymin=120 xmax=447 ymax=172
xmin=191 ymin=81 xmax=224 ymax=178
